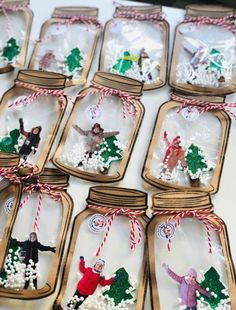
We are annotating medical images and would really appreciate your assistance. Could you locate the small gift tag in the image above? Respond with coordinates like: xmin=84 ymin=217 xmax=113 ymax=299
xmin=88 ymin=214 xmax=106 ymax=233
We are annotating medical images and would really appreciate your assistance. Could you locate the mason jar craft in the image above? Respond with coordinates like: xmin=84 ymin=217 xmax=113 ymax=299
xmin=54 ymin=186 xmax=148 ymax=310
xmin=53 ymin=72 xmax=144 ymax=182
xmin=0 ymin=153 xmax=23 ymax=271
xmin=147 ymin=191 xmax=236 ymax=310
xmin=0 ymin=168 xmax=73 ymax=299
xmin=169 ymin=5 xmax=236 ymax=95
xmin=0 ymin=69 xmax=68 ymax=176
xmin=142 ymin=94 xmax=231 ymax=193
xmin=99 ymin=5 xmax=169 ymax=90
xmin=29 ymin=6 xmax=101 ymax=86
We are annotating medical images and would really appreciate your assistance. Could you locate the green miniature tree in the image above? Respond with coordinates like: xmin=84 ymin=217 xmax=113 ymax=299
xmin=209 ymin=48 xmax=223 ymax=73
xmin=112 ymin=51 xmax=134 ymax=74
xmin=185 ymin=143 xmax=212 ymax=187
xmin=198 ymin=267 xmax=230 ymax=309
xmin=103 ymin=267 xmax=135 ymax=306
xmin=99 ymin=136 xmax=123 ymax=169
xmin=66 ymin=47 xmax=83 ymax=73
xmin=2 ymin=37 xmax=20 ymax=61
xmin=0 ymin=129 xmax=21 ymax=153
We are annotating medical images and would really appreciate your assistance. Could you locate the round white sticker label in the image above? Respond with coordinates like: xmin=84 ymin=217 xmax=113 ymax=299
xmin=181 ymin=106 xmax=200 ymax=121
xmin=88 ymin=214 xmax=107 ymax=233
xmin=4 ymin=197 xmax=14 ymax=214
xmin=157 ymin=222 xmax=175 ymax=240
xmin=86 ymin=105 xmax=101 ymax=120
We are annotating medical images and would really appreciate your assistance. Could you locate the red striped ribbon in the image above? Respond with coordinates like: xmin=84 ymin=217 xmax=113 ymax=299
xmin=182 ymin=14 xmax=236 ymax=33
xmin=154 ymin=208 xmax=224 ymax=254
xmin=87 ymin=204 xmax=144 ymax=257
xmin=77 ymin=82 xmax=139 ymax=119
xmin=8 ymin=81 xmax=67 ymax=110
xmin=0 ymin=161 xmax=36 ymax=184
xmin=114 ymin=10 xmax=165 ymax=22
xmin=20 ymin=180 xmax=64 ymax=232
xmin=53 ymin=14 xmax=102 ymax=28
xmin=171 ymin=94 xmax=236 ymax=119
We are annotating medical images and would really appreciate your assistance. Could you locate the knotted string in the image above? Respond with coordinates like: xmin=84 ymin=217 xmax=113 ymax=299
xmin=114 ymin=9 xmax=165 ymax=22
xmin=154 ymin=207 xmax=224 ymax=254
xmin=0 ymin=161 xmax=36 ymax=184
xmin=20 ymin=180 xmax=64 ymax=232
xmin=8 ymin=81 xmax=68 ymax=110
xmin=77 ymin=82 xmax=139 ymax=119
xmin=172 ymin=94 xmax=236 ymax=119
xmin=183 ymin=14 xmax=236 ymax=33
xmin=87 ymin=204 xmax=144 ymax=257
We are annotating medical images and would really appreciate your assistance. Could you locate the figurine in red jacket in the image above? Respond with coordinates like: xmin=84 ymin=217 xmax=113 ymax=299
xmin=67 ymin=256 xmax=115 ymax=309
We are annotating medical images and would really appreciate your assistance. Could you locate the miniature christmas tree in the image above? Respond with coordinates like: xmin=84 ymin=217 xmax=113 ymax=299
xmin=185 ymin=143 xmax=212 ymax=187
xmin=99 ymin=136 xmax=123 ymax=168
xmin=112 ymin=51 xmax=134 ymax=74
xmin=103 ymin=267 xmax=135 ymax=306
xmin=0 ymin=129 xmax=21 ymax=153
xmin=209 ymin=48 xmax=223 ymax=73
xmin=2 ymin=37 xmax=20 ymax=61
xmin=197 ymin=267 xmax=230 ymax=309
xmin=66 ymin=47 xmax=83 ymax=73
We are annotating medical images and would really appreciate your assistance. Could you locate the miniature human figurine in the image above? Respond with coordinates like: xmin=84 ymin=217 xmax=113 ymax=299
xmin=11 ymin=232 xmax=56 ymax=289
xmin=138 ymin=48 xmax=153 ymax=82
xmin=161 ymin=131 xmax=187 ymax=174
xmin=163 ymin=264 xmax=211 ymax=310
xmin=73 ymin=123 xmax=120 ymax=155
xmin=18 ymin=118 xmax=42 ymax=160
xmin=38 ymin=50 xmax=56 ymax=70
xmin=67 ymin=256 xmax=115 ymax=309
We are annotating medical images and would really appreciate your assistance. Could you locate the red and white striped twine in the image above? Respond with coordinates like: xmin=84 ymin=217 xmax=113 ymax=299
xmin=0 ymin=161 xmax=36 ymax=184
xmin=20 ymin=180 xmax=64 ymax=233
xmin=77 ymin=82 xmax=139 ymax=119
xmin=114 ymin=10 xmax=165 ymax=22
xmin=87 ymin=204 xmax=144 ymax=257
xmin=154 ymin=208 xmax=224 ymax=254
xmin=0 ymin=0 xmax=27 ymax=33
xmin=53 ymin=14 xmax=102 ymax=28
xmin=171 ymin=94 xmax=236 ymax=119
xmin=8 ymin=81 xmax=68 ymax=110
xmin=183 ymin=14 xmax=236 ymax=33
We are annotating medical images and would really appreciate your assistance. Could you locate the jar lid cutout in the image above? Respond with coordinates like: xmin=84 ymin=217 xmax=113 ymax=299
xmin=0 ymin=152 xmax=20 ymax=168
xmin=53 ymin=6 xmax=98 ymax=17
xmin=185 ymin=4 xmax=235 ymax=18
xmin=23 ymin=168 xmax=69 ymax=187
xmin=114 ymin=5 xmax=162 ymax=16
xmin=87 ymin=186 xmax=147 ymax=210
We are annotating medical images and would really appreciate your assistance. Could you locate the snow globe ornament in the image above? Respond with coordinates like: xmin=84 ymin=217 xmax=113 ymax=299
xmin=29 ymin=7 xmax=101 ymax=87
xmin=54 ymin=186 xmax=148 ymax=310
xmin=0 ymin=153 xmax=23 ymax=271
xmin=53 ymin=72 xmax=144 ymax=182
xmin=99 ymin=5 xmax=169 ymax=91
xmin=142 ymin=94 xmax=230 ymax=193
xmin=0 ymin=168 xmax=73 ymax=299
xmin=0 ymin=69 xmax=68 ymax=176
xmin=147 ymin=191 xmax=236 ymax=310
xmin=169 ymin=5 xmax=236 ymax=95
xmin=0 ymin=0 xmax=33 ymax=74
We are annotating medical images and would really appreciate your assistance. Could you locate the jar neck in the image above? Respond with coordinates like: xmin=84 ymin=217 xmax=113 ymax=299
xmin=86 ymin=186 xmax=147 ymax=211
xmin=92 ymin=72 xmax=143 ymax=97
xmin=16 ymin=70 xmax=66 ymax=90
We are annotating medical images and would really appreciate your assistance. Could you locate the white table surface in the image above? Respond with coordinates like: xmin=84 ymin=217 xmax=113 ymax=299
xmin=0 ymin=0 xmax=235 ymax=309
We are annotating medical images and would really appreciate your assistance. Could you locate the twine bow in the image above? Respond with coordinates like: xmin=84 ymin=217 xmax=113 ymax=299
xmin=0 ymin=0 xmax=27 ymax=33
xmin=20 ymin=180 xmax=63 ymax=232
xmin=114 ymin=9 xmax=165 ymax=22
xmin=77 ymin=82 xmax=139 ymax=119
xmin=0 ymin=161 xmax=36 ymax=184
xmin=172 ymin=94 xmax=236 ymax=119
xmin=87 ymin=204 xmax=144 ymax=257
xmin=53 ymin=14 xmax=102 ymax=28
xmin=154 ymin=207 xmax=224 ymax=254
xmin=8 ymin=81 xmax=68 ymax=110
xmin=183 ymin=14 xmax=236 ymax=33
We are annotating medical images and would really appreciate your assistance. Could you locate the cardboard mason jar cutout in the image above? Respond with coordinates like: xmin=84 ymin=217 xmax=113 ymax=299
xmin=0 ymin=153 xmax=23 ymax=270
xmin=169 ymin=5 xmax=236 ymax=95
xmin=0 ymin=0 xmax=33 ymax=74
xmin=142 ymin=94 xmax=230 ymax=194
xmin=0 ymin=69 xmax=68 ymax=176
xmin=54 ymin=186 xmax=148 ymax=310
xmin=0 ymin=168 xmax=73 ymax=299
xmin=53 ymin=72 xmax=144 ymax=182
xmin=147 ymin=191 xmax=236 ymax=310
xmin=29 ymin=7 xmax=101 ymax=87
xmin=99 ymin=5 xmax=169 ymax=91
